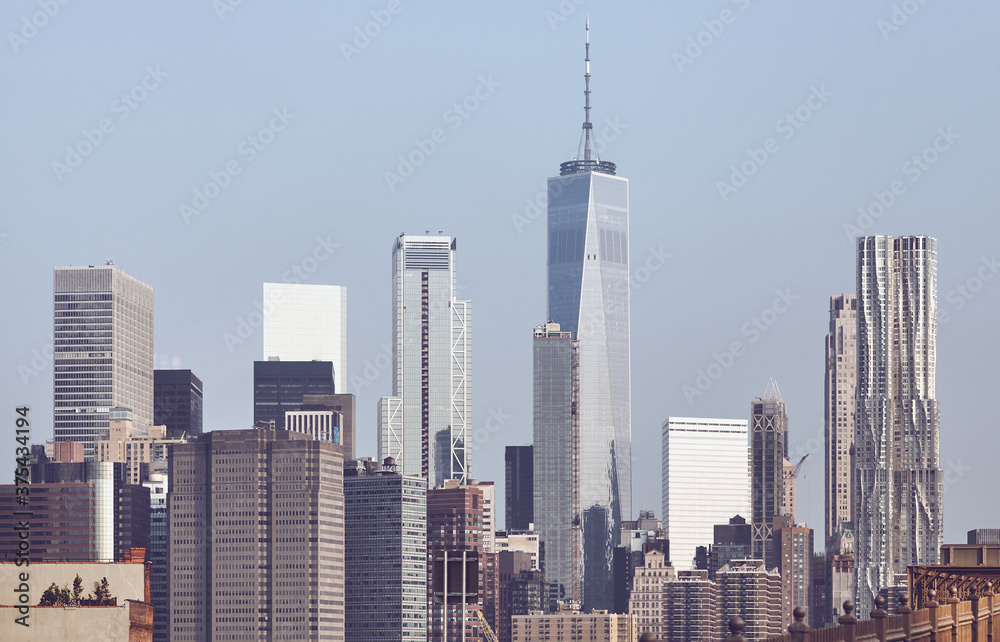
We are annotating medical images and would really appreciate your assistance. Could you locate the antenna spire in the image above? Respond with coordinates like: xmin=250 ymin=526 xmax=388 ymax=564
xmin=559 ymin=17 xmax=617 ymax=176
xmin=582 ymin=17 xmax=593 ymax=161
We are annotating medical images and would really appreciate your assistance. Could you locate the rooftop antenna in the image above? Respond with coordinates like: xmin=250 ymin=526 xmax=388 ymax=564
xmin=578 ymin=16 xmax=594 ymax=161
xmin=560 ymin=17 xmax=616 ymax=176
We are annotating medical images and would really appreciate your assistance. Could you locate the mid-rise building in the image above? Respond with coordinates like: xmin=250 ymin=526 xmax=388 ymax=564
xmin=532 ymin=322 xmax=581 ymax=606
xmin=810 ymin=553 xmax=828 ymax=630
xmin=53 ymin=263 xmax=154 ymax=459
xmin=772 ymin=516 xmax=814 ymax=628
xmin=627 ymin=549 xmax=674 ymax=640
xmin=825 ymin=527 xmax=855 ymax=625
xmin=545 ymin=23 xmax=631 ymax=612
xmin=262 ymin=282 xmax=348 ymax=394
xmin=717 ymin=559 xmax=782 ymax=641
xmin=709 ymin=515 xmax=753 ymax=581
xmin=47 ymin=439 xmax=85 ymax=462
xmin=663 ymin=570 xmax=718 ymax=642
xmin=303 ymin=393 xmax=357 ymax=461
xmin=498 ymin=551 xmax=538 ymax=642
xmin=252 ymin=360 xmax=335 ymax=429
xmin=495 ymin=530 xmax=540 ymax=571
xmin=153 ymin=369 xmax=203 ymax=439
xmin=662 ymin=417 xmax=750 ymax=570
xmin=344 ymin=456 xmax=427 ymax=641
xmin=505 ymin=446 xmax=534 ymax=533
xmin=478 ymin=480 xmax=497 ymax=554
xmin=1 ymin=458 xmax=149 ymax=563
xmin=968 ymin=529 xmax=1000 ymax=545
xmin=96 ymin=406 xmax=187 ymax=486
xmin=168 ymin=429 xmax=345 ymax=640
xmin=750 ymin=380 xmax=790 ymax=568
xmin=854 ymin=235 xmax=942 ymax=616
xmin=142 ymin=472 xmax=169 ymax=642
xmin=378 ymin=234 xmax=472 ymax=487
xmin=511 ymin=604 xmax=632 ymax=642
xmin=427 ymin=480 xmax=485 ymax=642
xmin=0 ymin=554 xmax=152 ymax=640
xmin=824 ymin=295 xmax=857 ymax=546
xmin=614 ymin=511 xmax=668 ymax=613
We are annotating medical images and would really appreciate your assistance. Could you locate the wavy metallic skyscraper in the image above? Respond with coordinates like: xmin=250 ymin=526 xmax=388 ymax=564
xmin=543 ymin=20 xmax=631 ymax=611
xmin=854 ymin=235 xmax=942 ymax=616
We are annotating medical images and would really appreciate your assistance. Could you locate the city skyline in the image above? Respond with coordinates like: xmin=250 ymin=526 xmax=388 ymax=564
xmin=3 ymin=2 xmax=998 ymax=548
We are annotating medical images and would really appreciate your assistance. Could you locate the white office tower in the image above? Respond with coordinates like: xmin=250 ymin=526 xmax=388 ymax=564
xmin=262 ymin=282 xmax=348 ymax=393
xmin=378 ymin=234 xmax=472 ymax=487
xmin=854 ymin=235 xmax=942 ymax=616
xmin=53 ymin=264 xmax=153 ymax=459
xmin=662 ymin=417 xmax=751 ymax=570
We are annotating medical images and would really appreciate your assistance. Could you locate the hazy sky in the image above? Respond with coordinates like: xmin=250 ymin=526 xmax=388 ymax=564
xmin=2 ymin=1 xmax=997 ymax=547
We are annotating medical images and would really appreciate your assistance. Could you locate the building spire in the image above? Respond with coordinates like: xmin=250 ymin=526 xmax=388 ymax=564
xmin=583 ymin=16 xmax=592 ymax=161
xmin=559 ymin=17 xmax=616 ymax=176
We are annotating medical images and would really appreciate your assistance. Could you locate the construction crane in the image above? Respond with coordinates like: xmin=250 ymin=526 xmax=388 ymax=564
xmin=790 ymin=454 xmax=809 ymax=478
xmin=474 ymin=608 xmax=498 ymax=642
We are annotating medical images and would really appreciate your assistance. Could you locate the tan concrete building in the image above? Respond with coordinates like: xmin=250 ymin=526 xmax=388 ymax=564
xmin=0 ymin=552 xmax=152 ymax=641
xmin=511 ymin=604 xmax=631 ymax=642
xmin=0 ymin=601 xmax=153 ymax=641
xmin=628 ymin=548 xmax=674 ymax=639
xmin=168 ymin=429 xmax=344 ymax=641
xmin=495 ymin=529 xmax=540 ymax=571
xmin=96 ymin=406 xmax=187 ymax=485
xmin=824 ymin=294 xmax=857 ymax=545
xmin=663 ymin=570 xmax=718 ymax=642
xmin=717 ymin=559 xmax=782 ymax=641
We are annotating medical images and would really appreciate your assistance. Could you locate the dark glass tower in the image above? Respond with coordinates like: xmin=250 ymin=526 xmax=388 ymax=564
xmin=252 ymin=360 xmax=335 ymax=429
xmin=545 ymin=21 xmax=631 ymax=612
xmin=505 ymin=445 xmax=534 ymax=532
xmin=153 ymin=369 xmax=203 ymax=438
xmin=750 ymin=379 xmax=789 ymax=569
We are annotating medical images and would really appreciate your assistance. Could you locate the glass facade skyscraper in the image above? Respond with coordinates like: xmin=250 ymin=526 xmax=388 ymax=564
xmin=543 ymin=22 xmax=630 ymax=611
xmin=53 ymin=264 xmax=154 ymax=459
xmin=262 ymin=282 xmax=348 ymax=394
xmin=854 ymin=235 xmax=941 ymax=616
xmin=532 ymin=322 xmax=581 ymax=607
xmin=378 ymin=234 xmax=472 ymax=488
xmin=344 ymin=458 xmax=427 ymax=641
xmin=661 ymin=417 xmax=750 ymax=571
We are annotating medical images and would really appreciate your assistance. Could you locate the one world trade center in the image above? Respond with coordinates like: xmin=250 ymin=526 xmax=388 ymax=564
xmin=543 ymin=19 xmax=631 ymax=612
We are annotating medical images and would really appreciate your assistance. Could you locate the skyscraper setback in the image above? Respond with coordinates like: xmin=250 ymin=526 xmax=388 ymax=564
xmin=53 ymin=264 xmax=154 ymax=459
xmin=378 ymin=234 xmax=472 ymax=487
xmin=854 ymin=235 xmax=942 ymax=616
xmin=545 ymin=21 xmax=631 ymax=612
